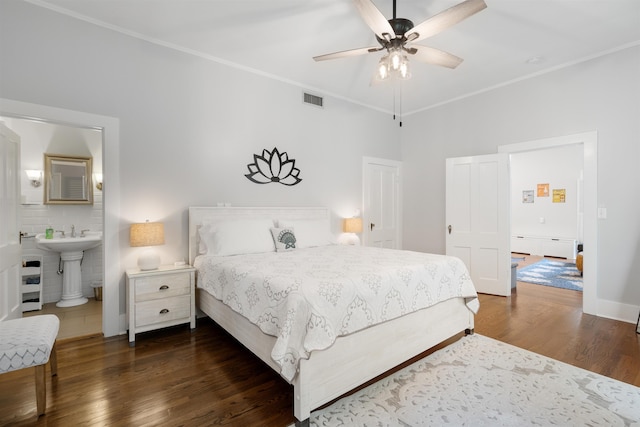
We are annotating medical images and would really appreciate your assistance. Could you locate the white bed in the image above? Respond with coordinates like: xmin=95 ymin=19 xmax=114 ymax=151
xmin=188 ymin=206 xmax=477 ymax=425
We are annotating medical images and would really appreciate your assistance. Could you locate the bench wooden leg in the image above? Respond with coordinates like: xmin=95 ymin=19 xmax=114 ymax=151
xmin=34 ymin=342 xmax=57 ymax=416
xmin=35 ymin=364 xmax=46 ymax=416
xmin=50 ymin=342 xmax=58 ymax=377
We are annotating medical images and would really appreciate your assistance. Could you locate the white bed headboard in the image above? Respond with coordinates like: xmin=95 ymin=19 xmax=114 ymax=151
xmin=188 ymin=206 xmax=330 ymax=265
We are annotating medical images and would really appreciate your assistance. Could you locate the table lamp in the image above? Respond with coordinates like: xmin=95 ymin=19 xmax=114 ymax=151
xmin=130 ymin=221 xmax=165 ymax=270
xmin=343 ymin=217 xmax=363 ymax=245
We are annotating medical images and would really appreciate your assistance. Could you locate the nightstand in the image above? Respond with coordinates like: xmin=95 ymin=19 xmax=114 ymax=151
xmin=126 ymin=264 xmax=196 ymax=346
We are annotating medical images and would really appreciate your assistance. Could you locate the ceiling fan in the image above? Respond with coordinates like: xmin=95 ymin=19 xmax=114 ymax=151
xmin=313 ymin=0 xmax=487 ymax=81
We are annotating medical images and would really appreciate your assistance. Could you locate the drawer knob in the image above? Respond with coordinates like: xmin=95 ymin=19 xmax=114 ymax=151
xmin=159 ymin=308 xmax=170 ymax=314
xmin=159 ymin=285 xmax=169 ymax=290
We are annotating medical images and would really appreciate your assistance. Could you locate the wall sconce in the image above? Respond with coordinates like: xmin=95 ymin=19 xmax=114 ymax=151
xmin=25 ymin=170 xmax=42 ymax=187
xmin=130 ymin=220 xmax=165 ymax=270
xmin=342 ymin=217 xmax=363 ymax=245
xmin=94 ymin=173 xmax=103 ymax=191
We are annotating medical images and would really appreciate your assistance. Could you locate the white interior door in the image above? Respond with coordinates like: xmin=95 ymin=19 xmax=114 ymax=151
xmin=0 ymin=122 xmax=22 ymax=320
xmin=446 ymin=153 xmax=511 ymax=296
xmin=363 ymin=157 xmax=402 ymax=248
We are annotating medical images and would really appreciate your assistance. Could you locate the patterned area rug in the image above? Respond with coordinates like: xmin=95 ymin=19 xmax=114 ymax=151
xmin=516 ymin=258 xmax=583 ymax=291
xmin=307 ymin=335 xmax=640 ymax=426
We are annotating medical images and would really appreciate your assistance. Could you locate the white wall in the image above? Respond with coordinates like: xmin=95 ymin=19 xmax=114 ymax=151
xmin=0 ymin=1 xmax=401 ymax=332
xmin=511 ymin=145 xmax=583 ymax=239
xmin=401 ymin=44 xmax=640 ymax=321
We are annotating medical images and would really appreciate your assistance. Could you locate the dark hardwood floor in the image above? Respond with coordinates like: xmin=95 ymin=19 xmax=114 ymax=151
xmin=2 ymin=258 xmax=639 ymax=426
xmin=479 ymin=260 xmax=640 ymax=387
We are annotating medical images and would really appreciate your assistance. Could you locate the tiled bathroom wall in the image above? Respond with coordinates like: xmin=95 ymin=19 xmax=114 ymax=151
xmin=20 ymin=192 xmax=103 ymax=304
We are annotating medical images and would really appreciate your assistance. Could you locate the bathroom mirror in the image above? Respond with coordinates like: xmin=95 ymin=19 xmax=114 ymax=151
xmin=44 ymin=154 xmax=93 ymax=205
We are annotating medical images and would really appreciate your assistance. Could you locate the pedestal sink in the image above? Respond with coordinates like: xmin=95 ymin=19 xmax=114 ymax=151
xmin=36 ymin=232 xmax=102 ymax=307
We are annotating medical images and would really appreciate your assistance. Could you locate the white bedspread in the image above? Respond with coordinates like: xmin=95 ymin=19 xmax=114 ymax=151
xmin=194 ymin=245 xmax=478 ymax=381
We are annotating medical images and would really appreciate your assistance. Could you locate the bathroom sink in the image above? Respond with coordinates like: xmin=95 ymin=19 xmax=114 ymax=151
xmin=35 ymin=231 xmax=103 ymax=307
xmin=36 ymin=232 xmax=102 ymax=253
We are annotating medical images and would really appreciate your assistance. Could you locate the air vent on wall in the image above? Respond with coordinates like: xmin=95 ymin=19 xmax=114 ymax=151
xmin=303 ymin=92 xmax=323 ymax=108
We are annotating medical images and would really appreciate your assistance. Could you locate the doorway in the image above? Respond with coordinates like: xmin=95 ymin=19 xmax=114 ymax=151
xmin=0 ymin=97 xmax=121 ymax=337
xmin=2 ymin=116 xmax=104 ymax=339
xmin=510 ymin=144 xmax=584 ymax=296
xmin=499 ymin=131 xmax=598 ymax=315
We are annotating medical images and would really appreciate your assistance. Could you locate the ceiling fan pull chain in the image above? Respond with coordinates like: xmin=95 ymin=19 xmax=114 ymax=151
xmin=399 ymin=85 xmax=403 ymax=127
xmin=392 ymin=84 xmax=396 ymax=121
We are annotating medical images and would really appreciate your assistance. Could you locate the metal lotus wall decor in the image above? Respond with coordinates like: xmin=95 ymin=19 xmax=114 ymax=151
xmin=245 ymin=147 xmax=302 ymax=186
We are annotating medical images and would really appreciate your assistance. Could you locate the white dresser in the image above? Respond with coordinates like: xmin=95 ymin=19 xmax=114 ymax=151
xmin=126 ymin=264 xmax=196 ymax=345
xmin=511 ymin=235 xmax=578 ymax=260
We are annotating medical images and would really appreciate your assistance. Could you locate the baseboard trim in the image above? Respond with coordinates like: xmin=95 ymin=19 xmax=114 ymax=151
xmin=597 ymin=298 xmax=640 ymax=324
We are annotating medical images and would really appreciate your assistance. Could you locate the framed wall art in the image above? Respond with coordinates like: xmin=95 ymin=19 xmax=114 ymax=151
xmin=522 ymin=190 xmax=534 ymax=203
xmin=537 ymin=183 xmax=549 ymax=197
xmin=553 ymin=188 xmax=566 ymax=203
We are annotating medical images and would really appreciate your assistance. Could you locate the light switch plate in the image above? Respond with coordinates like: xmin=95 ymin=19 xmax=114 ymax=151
xmin=597 ymin=207 xmax=607 ymax=219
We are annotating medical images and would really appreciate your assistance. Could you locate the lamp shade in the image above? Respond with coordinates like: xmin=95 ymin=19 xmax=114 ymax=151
xmin=130 ymin=222 xmax=164 ymax=247
xmin=343 ymin=217 xmax=363 ymax=234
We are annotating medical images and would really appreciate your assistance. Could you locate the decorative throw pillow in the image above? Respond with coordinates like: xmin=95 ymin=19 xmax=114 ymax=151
xmin=270 ymin=227 xmax=296 ymax=252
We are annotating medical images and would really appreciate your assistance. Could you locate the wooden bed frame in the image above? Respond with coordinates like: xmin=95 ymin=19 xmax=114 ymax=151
xmin=188 ymin=206 xmax=474 ymax=425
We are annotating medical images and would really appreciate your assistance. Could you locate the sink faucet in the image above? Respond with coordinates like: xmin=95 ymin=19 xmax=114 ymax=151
xmin=70 ymin=225 xmax=76 ymax=238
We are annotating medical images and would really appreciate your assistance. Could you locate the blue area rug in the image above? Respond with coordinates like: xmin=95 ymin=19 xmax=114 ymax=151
xmin=516 ymin=259 xmax=583 ymax=291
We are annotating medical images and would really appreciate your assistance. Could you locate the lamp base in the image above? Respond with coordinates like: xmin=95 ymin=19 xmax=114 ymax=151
xmin=138 ymin=248 xmax=161 ymax=270
xmin=339 ymin=233 xmax=361 ymax=246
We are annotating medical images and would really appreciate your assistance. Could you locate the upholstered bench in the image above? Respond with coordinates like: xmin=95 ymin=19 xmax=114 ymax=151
xmin=0 ymin=315 xmax=60 ymax=416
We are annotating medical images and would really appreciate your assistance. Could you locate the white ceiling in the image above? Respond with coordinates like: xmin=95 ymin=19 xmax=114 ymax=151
xmin=32 ymin=0 xmax=640 ymax=114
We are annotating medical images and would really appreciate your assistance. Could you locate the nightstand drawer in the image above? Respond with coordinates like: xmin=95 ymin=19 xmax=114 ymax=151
xmin=135 ymin=272 xmax=190 ymax=302
xmin=135 ymin=295 xmax=191 ymax=327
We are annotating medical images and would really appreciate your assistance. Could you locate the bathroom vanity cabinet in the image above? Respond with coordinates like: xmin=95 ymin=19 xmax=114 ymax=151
xmin=21 ymin=255 xmax=43 ymax=312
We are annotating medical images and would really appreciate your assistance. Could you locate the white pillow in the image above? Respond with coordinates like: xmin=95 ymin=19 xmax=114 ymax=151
xmin=277 ymin=219 xmax=335 ymax=248
xmin=198 ymin=223 xmax=212 ymax=254
xmin=200 ymin=219 xmax=275 ymax=256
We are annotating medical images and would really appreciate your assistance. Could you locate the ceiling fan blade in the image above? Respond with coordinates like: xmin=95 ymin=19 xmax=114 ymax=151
xmin=353 ymin=0 xmax=396 ymax=40
xmin=410 ymin=46 xmax=463 ymax=69
xmin=405 ymin=0 xmax=487 ymax=44
xmin=313 ymin=46 xmax=380 ymax=62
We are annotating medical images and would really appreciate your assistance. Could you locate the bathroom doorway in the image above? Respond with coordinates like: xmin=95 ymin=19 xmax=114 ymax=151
xmin=1 ymin=116 xmax=104 ymax=339
xmin=1 ymin=98 xmax=121 ymax=338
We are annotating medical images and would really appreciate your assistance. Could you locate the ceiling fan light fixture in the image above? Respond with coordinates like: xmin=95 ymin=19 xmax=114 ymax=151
xmin=399 ymin=56 xmax=411 ymax=79
xmin=375 ymin=53 xmax=410 ymax=81
xmin=377 ymin=56 xmax=390 ymax=80
xmin=389 ymin=49 xmax=402 ymax=71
